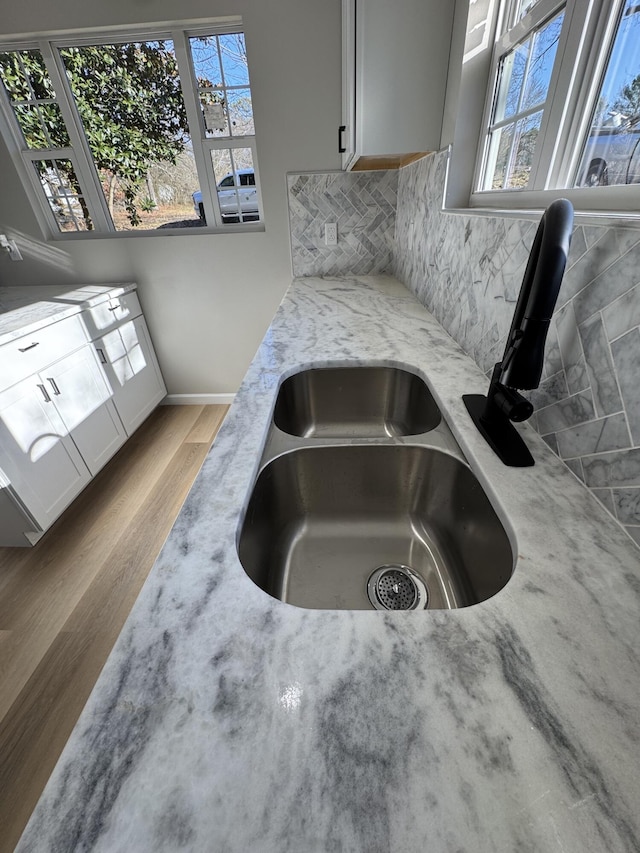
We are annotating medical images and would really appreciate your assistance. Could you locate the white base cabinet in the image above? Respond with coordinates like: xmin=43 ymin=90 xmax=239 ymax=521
xmin=40 ymin=344 xmax=127 ymax=476
xmin=0 ymin=374 xmax=92 ymax=533
xmin=0 ymin=286 xmax=166 ymax=546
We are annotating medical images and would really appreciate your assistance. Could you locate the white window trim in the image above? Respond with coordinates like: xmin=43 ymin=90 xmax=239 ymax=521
xmin=0 ymin=19 xmax=263 ymax=239
xmin=449 ymin=0 xmax=640 ymax=216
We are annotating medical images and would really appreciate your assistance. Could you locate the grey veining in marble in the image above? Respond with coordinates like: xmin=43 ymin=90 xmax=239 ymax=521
xmin=17 ymin=275 xmax=640 ymax=853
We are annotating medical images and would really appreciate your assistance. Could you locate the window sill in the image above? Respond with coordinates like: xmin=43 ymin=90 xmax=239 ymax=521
xmin=442 ymin=152 xmax=640 ymax=229
xmin=49 ymin=222 xmax=266 ymax=240
xmin=442 ymin=204 xmax=640 ymax=229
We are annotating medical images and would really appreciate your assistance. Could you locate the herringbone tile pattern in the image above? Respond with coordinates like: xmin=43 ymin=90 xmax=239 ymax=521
xmin=287 ymin=171 xmax=398 ymax=276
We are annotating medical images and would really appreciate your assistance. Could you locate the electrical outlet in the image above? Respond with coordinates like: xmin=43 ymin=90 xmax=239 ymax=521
xmin=324 ymin=222 xmax=338 ymax=246
xmin=0 ymin=234 xmax=23 ymax=261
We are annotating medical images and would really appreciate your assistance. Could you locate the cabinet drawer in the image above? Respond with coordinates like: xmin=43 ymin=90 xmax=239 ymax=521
xmin=81 ymin=290 xmax=142 ymax=341
xmin=0 ymin=313 xmax=88 ymax=390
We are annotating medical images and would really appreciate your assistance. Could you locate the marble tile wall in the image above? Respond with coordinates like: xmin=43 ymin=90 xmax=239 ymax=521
xmin=393 ymin=150 xmax=640 ymax=548
xmin=287 ymin=170 xmax=397 ymax=276
xmin=286 ymin=151 xmax=640 ymax=547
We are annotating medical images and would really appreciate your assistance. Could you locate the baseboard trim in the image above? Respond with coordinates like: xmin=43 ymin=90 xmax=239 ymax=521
xmin=161 ymin=393 xmax=236 ymax=406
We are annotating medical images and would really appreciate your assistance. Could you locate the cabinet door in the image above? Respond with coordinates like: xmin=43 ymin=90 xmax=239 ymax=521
xmin=343 ymin=0 xmax=454 ymax=162
xmin=44 ymin=346 xmax=127 ymax=476
xmin=0 ymin=377 xmax=91 ymax=530
xmin=341 ymin=0 xmax=357 ymax=169
xmin=94 ymin=315 xmax=166 ymax=435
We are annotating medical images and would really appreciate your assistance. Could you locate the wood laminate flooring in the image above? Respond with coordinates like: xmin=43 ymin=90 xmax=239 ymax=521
xmin=0 ymin=404 xmax=228 ymax=852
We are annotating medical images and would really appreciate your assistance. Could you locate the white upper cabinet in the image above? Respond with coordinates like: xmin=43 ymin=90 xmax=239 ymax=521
xmin=341 ymin=0 xmax=456 ymax=169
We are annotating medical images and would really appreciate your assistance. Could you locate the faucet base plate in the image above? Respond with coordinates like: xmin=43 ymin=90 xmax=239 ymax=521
xmin=463 ymin=394 xmax=534 ymax=467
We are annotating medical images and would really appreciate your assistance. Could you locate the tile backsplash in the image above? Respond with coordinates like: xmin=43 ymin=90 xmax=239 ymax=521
xmin=287 ymin=170 xmax=397 ymax=276
xmin=394 ymin=150 xmax=640 ymax=547
xmin=287 ymin=151 xmax=640 ymax=548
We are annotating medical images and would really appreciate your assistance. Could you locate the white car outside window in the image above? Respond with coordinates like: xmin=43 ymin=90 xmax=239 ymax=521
xmin=192 ymin=169 xmax=259 ymax=223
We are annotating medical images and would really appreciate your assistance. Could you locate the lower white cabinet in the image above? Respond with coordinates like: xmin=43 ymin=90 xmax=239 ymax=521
xmin=93 ymin=315 xmax=166 ymax=435
xmin=44 ymin=345 xmax=127 ymax=475
xmin=0 ymin=285 xmax=166 ymax=546
xmin=0 ymin=373 xmax=92 ymax=535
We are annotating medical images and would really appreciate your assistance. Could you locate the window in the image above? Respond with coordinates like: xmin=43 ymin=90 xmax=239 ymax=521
xmin=0 ymin=23 xmax=262 ymax=235
xmin=472 ymin=0 xmax=640 ymax=211
xmin=481 ymin=8 xmax=564 ymax=190
xmin=574 ymin=0 xmax=640 ymax=188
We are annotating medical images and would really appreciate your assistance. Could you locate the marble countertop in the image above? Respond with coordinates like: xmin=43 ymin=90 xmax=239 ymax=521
xmin=0 ymin=283 xmax=135 ymax=344
xmin=17 ymin=275 xmax=640 ymax=852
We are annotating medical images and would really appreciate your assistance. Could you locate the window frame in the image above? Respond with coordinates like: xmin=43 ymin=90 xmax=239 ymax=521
xmin=468 ymin=0 xmax=640 ymax=213
xmin=0 ymin=20 xmax=263 ymax=238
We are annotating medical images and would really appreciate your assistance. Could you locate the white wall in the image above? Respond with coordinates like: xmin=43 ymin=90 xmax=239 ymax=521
xmin=0 ymin=0 xmax=342 ymax=394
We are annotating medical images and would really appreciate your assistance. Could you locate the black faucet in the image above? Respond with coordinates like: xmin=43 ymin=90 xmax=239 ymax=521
xmin=463 ymin=198 xmax=574 ymax=467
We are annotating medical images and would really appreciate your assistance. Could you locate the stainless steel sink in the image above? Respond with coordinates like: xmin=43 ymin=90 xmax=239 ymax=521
xmin=238 ymin=445 xmax=513 ymax=610
xmin=273 ymin=366 xmax=441 ymax=438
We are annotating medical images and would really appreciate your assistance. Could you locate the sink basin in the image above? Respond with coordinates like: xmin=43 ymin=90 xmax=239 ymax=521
xmin=273 ymin=366 xmax=441 ymax=438
xmin=238 ymin=445 xmax=513 ymax=610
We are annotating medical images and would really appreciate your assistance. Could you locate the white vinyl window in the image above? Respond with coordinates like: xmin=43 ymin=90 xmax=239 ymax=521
xmin=0 ymin=22 xmax=262 ymax=236
xmin=472 ymin=0 xmax=640 ymax=212
xmin=481 ymin=7 xmax=565 ymax=190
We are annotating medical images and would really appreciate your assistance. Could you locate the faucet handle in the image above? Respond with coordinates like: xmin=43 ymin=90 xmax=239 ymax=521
xmin=489 ymin=384 xmax=533 ymax=423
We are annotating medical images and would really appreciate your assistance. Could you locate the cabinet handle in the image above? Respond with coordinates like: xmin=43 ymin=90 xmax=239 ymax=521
xmin=96 ymin=347 xmax=108 ymax=364
xmin=46 ymin=377 xmax=61 ymax=396
xmin=37 ymin=383 xmax=51 ymax=403
xmin=18 ymin=341 xmax=39 ymax=352
xmin=108 ymin=305 xmax=119 ymax=312
xmin=338 ymin=125 xmax=346 ymax=154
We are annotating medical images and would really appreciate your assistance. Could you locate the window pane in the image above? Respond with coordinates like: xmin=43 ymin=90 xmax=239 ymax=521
xmin=60 ymin=41 xmax=202 ymax=230
xmin=13 ymin=102 xmax=70 ymax=149
xmin=219 ymin=34 xmax=249 ymax=86
xmin=514 ymin=0 xmax=543 ymax=24
xmin=483 ymin=10 xmax=563 ymax=190
xmin=190 ymin=36 xmax=224 ymax=88
xmin=522 ymin=11 xmax=564 ymax=111
xmin=494 ymin=10 xmax=564 ymax=124
xmin=574 ymin=0 xmax=640 ymax=187
xmin=211 ymin=147 xmax=259 ymax=223
xmin=201 ymin=90 xmax=228 ymax=136
xmin=34 ymin=158 xmax=92 ymax=232
xmin=487 ymin=123 xmax=516 ymax=189
xmin=189 ymin=33 xmax=254 ymax=139
xmin=495 ymin=41 xmax=530 ymax=123
xmin=510 ymin=112 xmax=543 ymax=186
xmin=227 ymin=89 xmax=254 ymax=136
xmin=0 ymin=50 xmax=70 ymax=149
xmin=0 ymin=49 xmax=55 ymax=102
xmin=485 ymin=112 xmax=542 ymax=189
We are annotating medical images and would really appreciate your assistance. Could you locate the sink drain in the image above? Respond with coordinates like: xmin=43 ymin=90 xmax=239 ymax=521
xmin=367 ymin=565 xmax=428 ymax=611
